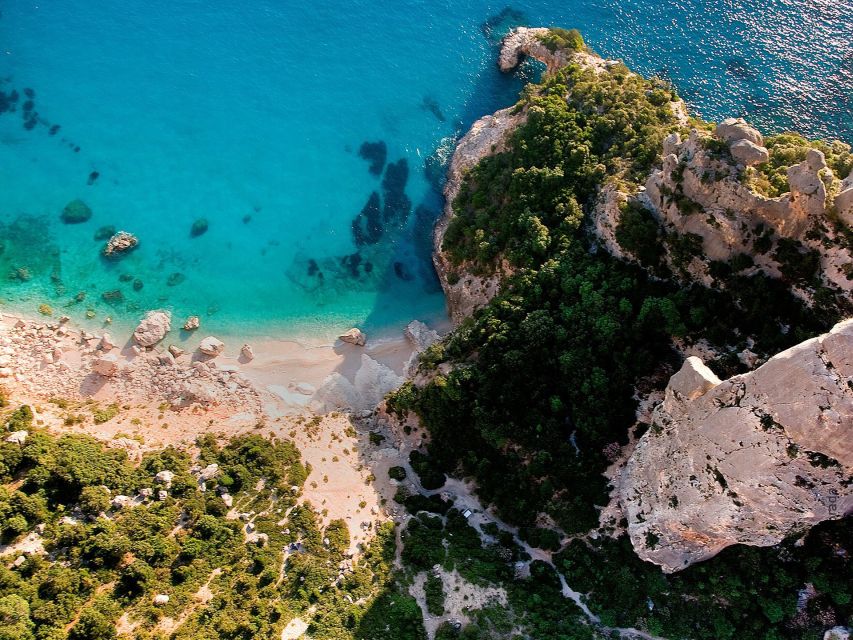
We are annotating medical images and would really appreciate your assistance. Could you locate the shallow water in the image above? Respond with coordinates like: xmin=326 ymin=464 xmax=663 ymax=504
xmin=1 ymin=1 xmax=850 ymax=341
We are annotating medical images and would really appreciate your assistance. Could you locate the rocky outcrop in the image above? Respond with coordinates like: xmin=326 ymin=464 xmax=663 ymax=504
xmin=499 ymin=27 xmax=568 ymax=73
xmin=403 ymin=320 xmax=441 ymax=377
xmin=133 ymin=310 xmax=171 ymax=347
xmin=643 ymin=126 xmax=853 ymax=291
xmin=103 ymin=231 xmax=138 ymax=257
xmin=621 ymin=319 xmax=853 ymax=573
xmin=311 ymin=354 xmax=404 ymax=413
xmin=432 ymin=105 xmax=524 ymax=324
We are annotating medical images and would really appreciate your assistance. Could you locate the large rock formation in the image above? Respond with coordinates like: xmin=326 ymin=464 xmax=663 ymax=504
xmin=642 ymin=125 xmax=853 ymax=292
xmin=621 ymin=319 xmax=853 ymax=573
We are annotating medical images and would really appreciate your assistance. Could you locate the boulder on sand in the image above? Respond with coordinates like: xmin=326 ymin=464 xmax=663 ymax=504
xmin=198 ymin=336 xmax=225 ymax=357
xmin=92 ymin=354 xmax=120 ymax=377
xmin=338 ymin=328 xmax=366 ymax=347
xmin=133 ymin=310 xmax=171 ymax=347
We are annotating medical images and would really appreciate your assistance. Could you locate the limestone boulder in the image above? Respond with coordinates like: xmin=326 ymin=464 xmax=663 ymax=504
xmin=198 ymin=336 xmax=225 ymax=357
xmin=240 ymin=343 xmax=255 ymax=361
xmin=133 ymin=310 xmax=171 ymax=347
xmin=730 ymin=139 xmax=769 ymax=166
xmin=338 ymin=328 xmax=366 ymax=347
xmin=714 ymin=117 xmax=763 ymax=146
xmin=92 ymin=354 xmax=120 ymax=377
xmin=183 ymin=315 xmax=200 ymax=331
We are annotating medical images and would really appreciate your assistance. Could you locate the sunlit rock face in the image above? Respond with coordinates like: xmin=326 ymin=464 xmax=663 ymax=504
xmin=622 ymin=319 xmax=853 ymax=573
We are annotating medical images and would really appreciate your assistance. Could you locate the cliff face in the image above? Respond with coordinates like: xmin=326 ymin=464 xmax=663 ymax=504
xmin=621 ymin=319 xmax=853 ymax=573
xmin=433 ymin=106 xmax=525 ymax=324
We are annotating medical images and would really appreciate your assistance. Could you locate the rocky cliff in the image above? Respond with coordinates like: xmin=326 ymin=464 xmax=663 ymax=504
xmin=621 ymin=319 xmax=853 ymax=573
xmin=433 ymin=28 xmax=620 ymax=323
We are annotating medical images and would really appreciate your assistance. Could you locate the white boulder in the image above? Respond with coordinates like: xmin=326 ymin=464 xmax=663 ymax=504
xmin=198 ymin=336 xmax=225 ymax=357
xmin=133 ymin=310 xmax=171 ymax=347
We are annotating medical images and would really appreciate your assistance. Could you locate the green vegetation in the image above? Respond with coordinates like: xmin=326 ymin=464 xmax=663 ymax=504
xmin=0 ymin=424 xmax=420 ymax=639
xmin=556 ymin=519 xmax=853 ymax=639
xmin=424 ymin=573 xmax=445 ymax=616
xmin=537 ymin=28 xmax=585 ymax=53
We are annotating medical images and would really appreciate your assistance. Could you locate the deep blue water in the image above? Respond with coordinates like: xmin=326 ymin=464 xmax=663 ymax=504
xmin=1 ymin=0 xmax=850 ymax=341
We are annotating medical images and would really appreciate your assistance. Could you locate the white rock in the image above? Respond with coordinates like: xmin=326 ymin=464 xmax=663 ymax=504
xmin=153 ymin=594 xmax=170 ymax=606
xmin=157 ymin=490 xmax=168 ymax=501
xmin=198 ymin=463 xmax=220 ymax=482
xmin=5 ymin=431 xmax=28 ymax=445
xmin=338 ymin=328 xmax=366 ymax=347
xmin=111 ymin=495 xmax=133 ymax=509
xmin=168 ymin=344 xmax=185 ymax=358
xmin=157 ymin=352 xmax=175 ymax=366
xmin=240 ymin=343 xmax=255 ymax=361
xmin=99 ymin=333 xmax=117 ymax=351
xmin=825 ymin=628 xmax=851 ymax=640
xmin=198 ymin=336 xmax=225 ymax=357
xmin=154 ymin=470 xmax=175 ymax=488
xmin=133 ymin=310 xmax=171 ymax=347
xmin=714 ymin=117 xmax=763 ymax=146
xmin=221 ymin=493 xmax=233 ymax=508
xmin=183 ymin=315 xmax=200 ymax=331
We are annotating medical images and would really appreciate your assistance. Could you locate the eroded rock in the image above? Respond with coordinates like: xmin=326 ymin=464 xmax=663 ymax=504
xmin=621 ymin=319 xmax=853 ymax=573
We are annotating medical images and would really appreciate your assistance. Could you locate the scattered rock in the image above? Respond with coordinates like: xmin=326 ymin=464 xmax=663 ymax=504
xmin=168 ymin=344 xmax=185 ymax=358
xmin=338 ymin=328 xmax=366 ymax=346
xmin=198 ymin=336 xmax=225 ymax=357
xmin=166 ymin=272 xmax=185 ymax=287
xmin=61 ymin=199 xmax=92 ymax=224
xmin=92 ymin=354 xmax=120 ymax=377
xmin=221 ymin=493 xmax=233 ymax=508
xmin=103 ymin=231 xmax=138 ymax=257
xmin=198 ymin=464 xmax=219 ymax=482
xmin=183 ymin=316 xmax=200 ymax=331
xmin=153 ymin=594 xmax=170 ymax=606
xmin=154 ymin=470 xmax=174 ymax=488
xmin=111 ymin=495 xmax=133 ymax=510
xmin=240 ymin=343 xmax=254 ymax=361
xmin=133 ymin=310 xmax=171 ymax=347
xmin=99 ymin=333 xmax=116 ymax=351
xmin=825 ymin=627 xmax=851 ymax=640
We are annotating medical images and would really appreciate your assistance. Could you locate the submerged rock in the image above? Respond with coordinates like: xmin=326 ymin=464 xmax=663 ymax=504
xmin=338 ymin=328 xmax=366 ymax=347
xmin=61 ymin=199 xmax=92 ymax=224
xmin=190 ymin=218 xmax=209 ymax=237
xmin=167 ymin=272 xmax=185 ymax=287
xmin=358 ymin=140 xmax=387 ymax=176
xmin=103 ymin=231 xmax=138 ymax=257
xmin=93 ymin=225 xmax=116 ymax=241
xmin=133 ymin=310 xmax=171 ymax=347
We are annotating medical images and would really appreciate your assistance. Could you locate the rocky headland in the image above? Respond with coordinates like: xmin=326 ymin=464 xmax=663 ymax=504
xmin=433 ymin=26 xmax=852 ymax=575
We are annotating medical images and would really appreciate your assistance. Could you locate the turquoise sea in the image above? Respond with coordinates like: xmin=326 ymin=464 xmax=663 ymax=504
xmin=1 ymin=1 xmax=851 ymax=341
